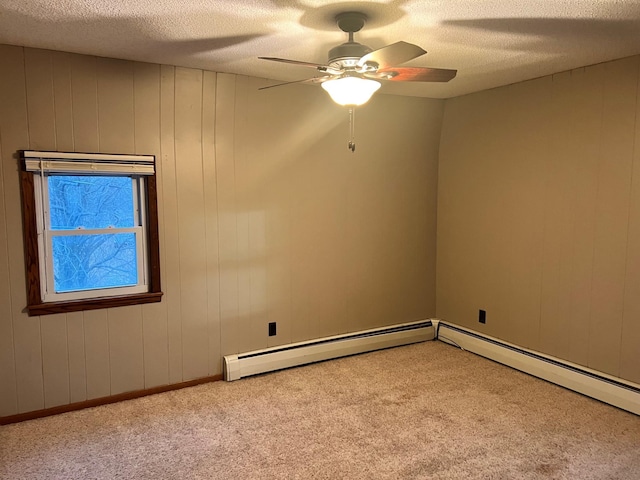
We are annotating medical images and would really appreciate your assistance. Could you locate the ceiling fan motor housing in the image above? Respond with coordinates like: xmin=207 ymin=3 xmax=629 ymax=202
xmin=328 ymin=41 xmax=372 ymax=69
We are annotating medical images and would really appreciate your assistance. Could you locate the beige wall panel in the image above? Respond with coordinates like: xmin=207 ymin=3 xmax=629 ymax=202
xmin=436 ymin=94 xmax=480 ymax=329
xmin=141 ymin=302 xmax=169 ymax=388
xmin=502 ymin=78 xmax=551 ymax=351
xmin=478 ymin=89 xmax=516 ymax=342
xmin=538 ymin=71 xmax=580 ymax=359
xmin=252 ymin=88 xmax=442 ymax=344
xmin=202 ymin=71 xmax=221 ymax=375
xmin=24 ymin=49 xmax=56 ymax=150
xmin=344 ymin=99 xmax=392 ymax=335
xmin=460 ymin=89 xmax=500 ymax=337
xmin=376 ymin=96 xmax=440 ymax=324
xmin=438 ymin=88 xmax=514 ymax=338
xmin=420 ymin=101 xmax=442 ymax=319
xmin=70 ymin=55 xmax=99 ymax=152
xmin=40 ymin=314 xmax=70 ymax=408
xmin=0 ymin=45 xmax=44 ymax=414
xmin=264 ymin=203 xmax=293 ymax=349
xmin=215 ymin=73 xmax=240 ymax=356
xmin=345 ymin=95 xmax=440 ymax=333
xmin=83 ymin=309 xmax=110 ymax=399
xmin=24 ymin=48 xmax=72 ymax=410
xmin=248 ymin=207 xmax=268 ymax=343
xmin=233 ymin=75 xmax=260 ymax=352
xmin=159 ymin=64 xmax=183 ymax=383
xmin=174 ymin=67 xmax=209 ymax=380
xmin=133 ymin=62 xmax=162 ymax=154
xmin=587 ymin=57 xmax=638 ymax=376
xmin=481 ymin=84 xmax=524 ymax=345
xmin=621 ymin=63 xmax=640 ymax=384
xmin=52 ymin=52 xmax=74 ymax=151
xmin=245 ymin=78 xmax=295 ymax=348
xmin=66 ymin=311 xmax=87 ymax=403
xmin=438 ymin=56 xmax=640 ymax=383
xmin=242 ymin=76 xmax=280 ymax=351
xmin=288 ymin=95 xmax=348 ymax=342
xmin=289 ymin=153 xmax=344 ymax=341
xmin=562 ymin=66 xmax=603 ymax=366
xmin=238 ymin=76 xmax=296 ymax=351
xmin=134 ymin=62 xmax=170 ymax=388
xmin=0 ymin=48 xmax=19 ymax=416
xmin=0 ymin=127 xmax=17 ymax=416
xmin=108 ymin=306 xmax=144 ymax=394
xmin=96 ymin=58 xmax=135 ymax=153
xmin=460 ymin=89 xmax=509 ymax=337
xmin=12 ymin=314 xmax=44 ymax=414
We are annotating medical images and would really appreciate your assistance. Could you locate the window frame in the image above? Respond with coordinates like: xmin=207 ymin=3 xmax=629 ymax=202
xmin=20 ymin=151 xmax=163 ymax=316
xmin=39 ymin=174 xmax=147 ymax=302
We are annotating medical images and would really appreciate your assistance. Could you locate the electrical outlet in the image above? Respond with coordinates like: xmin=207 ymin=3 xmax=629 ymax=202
xmin=268 ymin=322 xmax=277 ymax=336
xmin=479 ymin=310 xmax=486 ymax=324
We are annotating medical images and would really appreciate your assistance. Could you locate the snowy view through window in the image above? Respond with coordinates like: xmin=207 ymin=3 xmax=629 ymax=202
xmin=48 ymin=175 xmax=138 ymax=293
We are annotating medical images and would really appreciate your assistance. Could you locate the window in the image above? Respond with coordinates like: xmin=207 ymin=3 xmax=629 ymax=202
xmin=20 ymin=151 xmax=162 ymax=316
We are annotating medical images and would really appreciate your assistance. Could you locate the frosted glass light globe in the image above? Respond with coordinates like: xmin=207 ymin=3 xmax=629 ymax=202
xmin=321 ymin=76 xmax=381 ymax=106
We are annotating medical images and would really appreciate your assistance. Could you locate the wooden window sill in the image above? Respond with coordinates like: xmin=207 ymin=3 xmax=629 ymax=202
xmin=26 ymin=292 xmax=163 ymax=316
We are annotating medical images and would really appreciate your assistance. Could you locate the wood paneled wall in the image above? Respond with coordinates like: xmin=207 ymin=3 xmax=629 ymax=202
xmin=437 ymin=56 xmax=640 ymax=383
xmin=0 ymin=45 xmax=442 ymax=416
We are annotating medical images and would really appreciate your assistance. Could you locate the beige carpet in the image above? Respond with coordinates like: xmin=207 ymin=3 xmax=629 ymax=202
xmin=1 ymin=341 xmax=639 ymax=479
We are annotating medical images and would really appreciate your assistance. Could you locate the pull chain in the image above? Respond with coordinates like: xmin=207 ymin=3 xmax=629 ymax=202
xmin=348 ymin=107 xmax=356 ymax=152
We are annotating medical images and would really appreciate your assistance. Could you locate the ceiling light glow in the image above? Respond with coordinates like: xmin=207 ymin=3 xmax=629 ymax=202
xmin=321 ymin=76 xmax=381 ymax=106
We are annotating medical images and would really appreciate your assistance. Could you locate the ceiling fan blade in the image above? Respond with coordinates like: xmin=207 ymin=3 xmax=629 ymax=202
xmin=357 ymin=41 xmax=427 ymax=69
xmin=258 ymin=76 xmax=331 ymax=90
xmin=375 ymin=67 xmax=457 ymax=82
xmin=259 ymin=57 xmax=328 ymax=69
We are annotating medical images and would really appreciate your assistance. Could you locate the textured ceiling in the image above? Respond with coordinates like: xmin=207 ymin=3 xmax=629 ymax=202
xmin=1 ymin=0 xmax=640 ymax=98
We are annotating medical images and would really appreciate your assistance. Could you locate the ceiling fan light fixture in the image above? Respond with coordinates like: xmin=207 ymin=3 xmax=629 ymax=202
xmin=321 ymin=76 xmax=381 ymax=106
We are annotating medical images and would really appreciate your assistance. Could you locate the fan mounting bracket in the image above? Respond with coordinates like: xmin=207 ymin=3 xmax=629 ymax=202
xmin=336 ymin=12 xmax=367 ymax=34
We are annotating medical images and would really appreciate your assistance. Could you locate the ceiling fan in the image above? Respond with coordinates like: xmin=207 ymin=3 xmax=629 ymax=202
xmin=259 ymin=12 xmax=457 ymax=105
xmin=258 ymin=12 xmax=456 ymax=151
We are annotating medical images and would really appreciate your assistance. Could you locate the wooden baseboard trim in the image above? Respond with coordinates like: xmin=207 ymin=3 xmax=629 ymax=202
xmin=0 ymin=374 xmax=223 ymax=425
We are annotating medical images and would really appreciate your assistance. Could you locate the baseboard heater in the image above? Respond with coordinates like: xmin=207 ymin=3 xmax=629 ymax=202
xmin=223 ymin=320 xmax=434 ymax=381
xmin=434 ymin=320 xmax=640 ymax=416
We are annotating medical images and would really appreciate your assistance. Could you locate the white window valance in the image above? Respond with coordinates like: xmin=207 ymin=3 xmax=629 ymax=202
xmin=22 ymin=150 xmax=155 ymax=176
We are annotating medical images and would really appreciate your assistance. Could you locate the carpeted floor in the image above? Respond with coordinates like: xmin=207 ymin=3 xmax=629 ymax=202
xmin=1 ymin=340 xmax=639 ymax=479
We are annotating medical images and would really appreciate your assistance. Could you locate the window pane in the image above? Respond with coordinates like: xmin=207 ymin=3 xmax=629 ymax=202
xmin=48 ymin=175 xmax=135 ymax=229
xmin=52 ymin=233 xmax=138 ymax=293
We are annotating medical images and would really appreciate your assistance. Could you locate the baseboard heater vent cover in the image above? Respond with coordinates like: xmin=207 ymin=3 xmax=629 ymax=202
xmin=224 ymin=320 xmax=434 ymax=381
xmin=434 ymin=320 xmax=640 ymax=416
